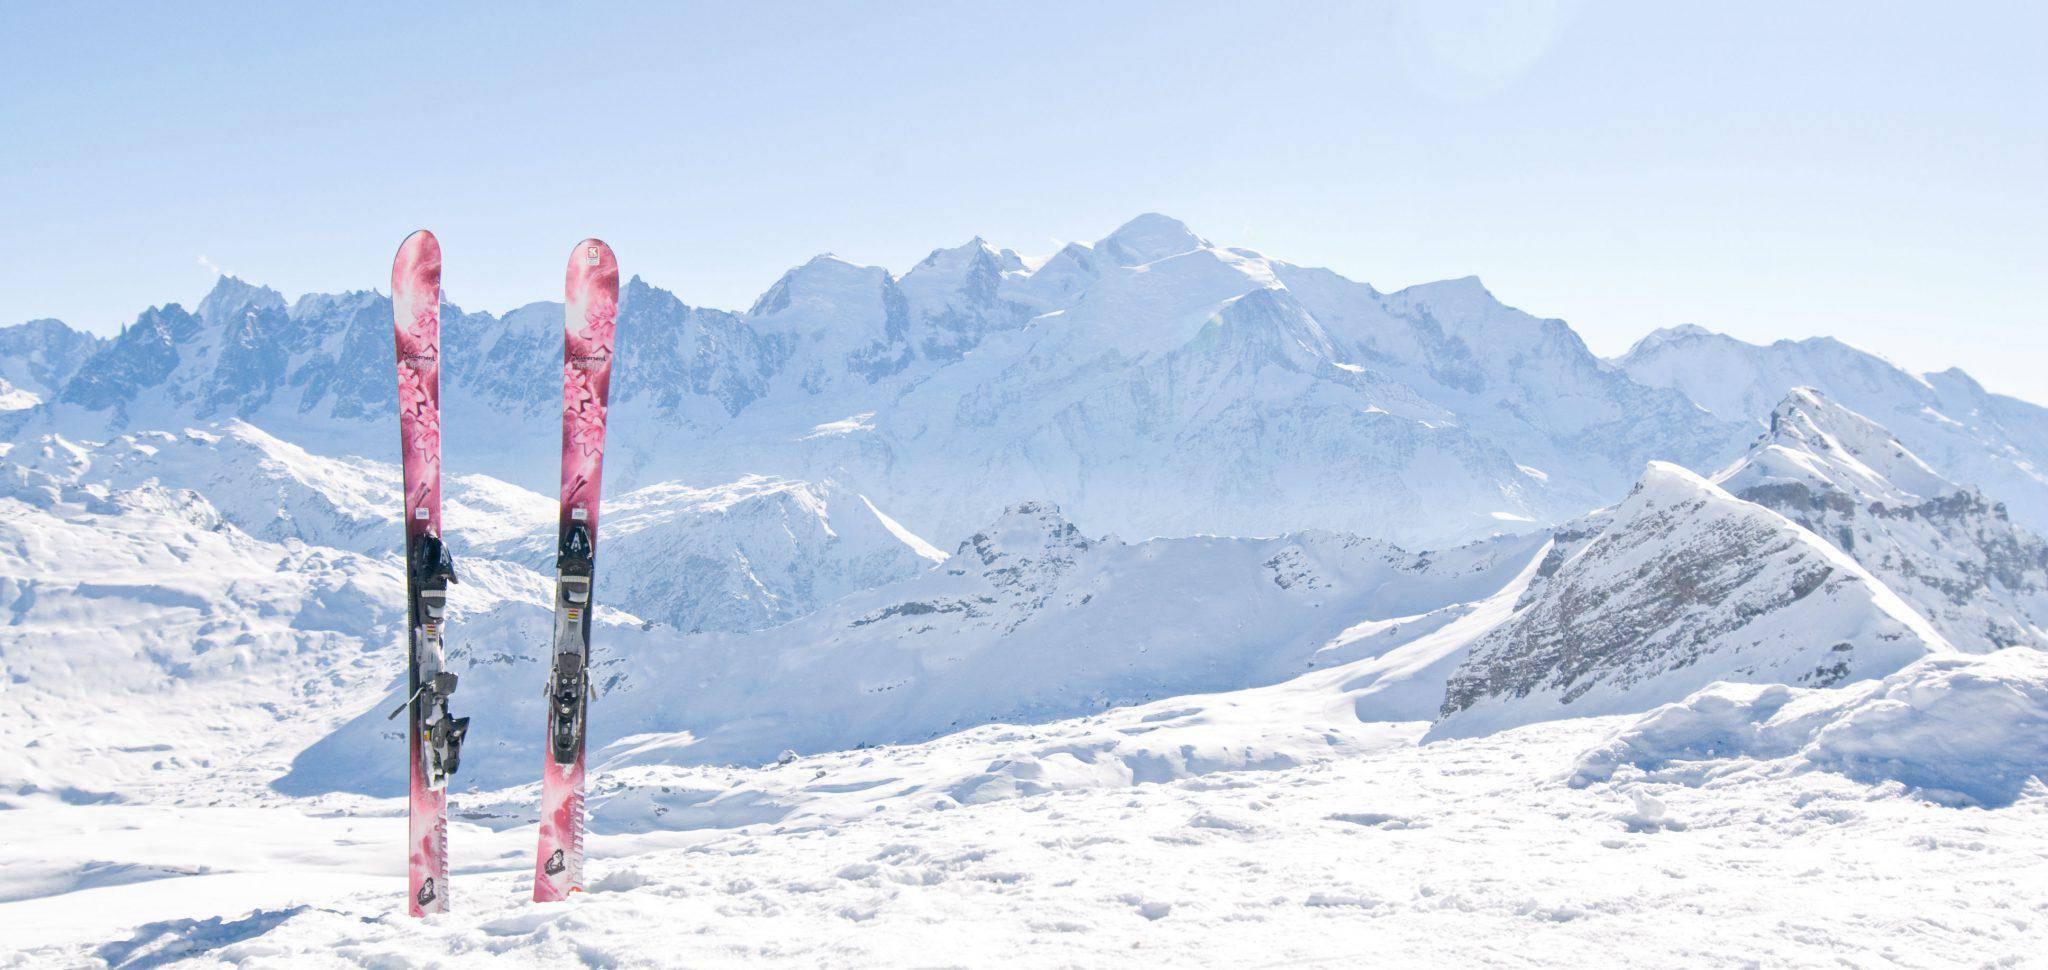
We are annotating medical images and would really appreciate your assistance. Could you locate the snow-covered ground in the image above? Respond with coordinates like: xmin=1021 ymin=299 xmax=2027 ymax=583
xmin=8 ymin=678 xmax=2046 ymax=967
xmin=7 ymin=217 xmax=2048 ymax=967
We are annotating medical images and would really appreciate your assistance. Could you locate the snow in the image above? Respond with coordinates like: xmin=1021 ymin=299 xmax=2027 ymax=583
xmin=859 ymin=494 xmax=946 ymax=562
xmin=0 ymin=378 xmax=38 ymax=411
xmin=7 ymin=215 xmax=1755 ymax=550
xmin=6 ymin=216 xmax=2048 ymax=966
xmin=1437 ymin=462 xmax=1953 ymax=737
xmin=279 ymin=504 xmax=1551 ymax=793
xmin=1618 ymin=323 xmax=2048 ymax=534
xmin=797 ymin=411 xmax=875 ymax=440
xmin=1574 ymin=649 xmax=2048 ymax=808
xmin=8 ymin=698 xmax=2045 ymax=965
xmin=1711 ymin=388 xmax=2048 ymax=653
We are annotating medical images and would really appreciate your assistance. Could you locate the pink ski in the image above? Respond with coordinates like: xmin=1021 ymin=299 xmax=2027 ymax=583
xmin=535 ymin=238 xmax=618 ymax=902
xmin=391 ymin=230 xmax=467 ymax=916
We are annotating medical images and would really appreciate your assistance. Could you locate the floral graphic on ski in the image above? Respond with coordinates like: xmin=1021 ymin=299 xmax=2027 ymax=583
xmin=576 ymin=288 xmax=618 ymax=351
xmin=563 ymin=365 xmax=607 ymax=459
xmin=397 ymin=363 xmax=441 ymax=459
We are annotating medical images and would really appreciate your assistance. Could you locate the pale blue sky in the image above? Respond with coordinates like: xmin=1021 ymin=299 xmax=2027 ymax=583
xmin=3 ymin=2 xmax=2043 ymax=402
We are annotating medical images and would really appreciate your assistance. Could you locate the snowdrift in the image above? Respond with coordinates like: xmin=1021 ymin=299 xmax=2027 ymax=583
xmin=1572 ymin=649 xmax=2048 ymax=806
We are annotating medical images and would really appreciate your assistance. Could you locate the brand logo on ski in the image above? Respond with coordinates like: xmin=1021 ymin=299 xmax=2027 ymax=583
xmin=394 ymin=230 xmax=464 ymax=916
xmin=538 ymin=239 xmax=615 ymax=903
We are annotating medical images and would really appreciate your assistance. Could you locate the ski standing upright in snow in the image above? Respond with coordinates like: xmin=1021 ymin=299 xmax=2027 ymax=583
xmin=390 ymin=229 xmax=469 ymax=916
xmin=536 ymin=238 xmax=619 ymax=902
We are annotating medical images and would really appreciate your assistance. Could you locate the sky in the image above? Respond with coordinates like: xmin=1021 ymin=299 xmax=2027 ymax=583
xmin=2 ymin=1 xmax=2043 ymax=403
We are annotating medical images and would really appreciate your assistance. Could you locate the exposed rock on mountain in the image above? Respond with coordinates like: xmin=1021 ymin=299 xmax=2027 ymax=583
xmin=1618 ymin=324 xmax=2048 ymax=534
xmin=5 ymin=216 xmax=1752 ymax=547
xmin=2 ymin=423 xmax=939 ymax=638
xmin=0 ymin=318 xmax=102 ymax=410
xmin=287 ymin=501 xmax=1546 ymax=791
xmin=1434 ymin=462 xmax=1950 ymax=737
xmin=1712 ymin=388 xmax=2048 ymax=651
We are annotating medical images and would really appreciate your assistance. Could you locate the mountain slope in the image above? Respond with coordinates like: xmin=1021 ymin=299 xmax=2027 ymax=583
xmin=2 ymin=424 xmax=941 ymax=637
xmin=479 ymin=475 xmax=945 ymax=634
xmin=286 ymin=502 xmax=1549 ymax=791
xmin=6 ymin=216 xmax=1751 ymax=547
xmin=1434 ymin=462 xmax=1951 ymax=737
xmin=0 ymin=318 xmax=102 ymax=410
xmin=1712 ymin=388 xmax=2048 ymax=651
xmin=1618 ymin=324 xmax=2048 ymax=533
xmin=0 ymin=464 xmax=418 ymax=801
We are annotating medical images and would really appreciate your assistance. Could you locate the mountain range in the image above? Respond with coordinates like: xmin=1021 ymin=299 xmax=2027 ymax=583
xmin=0 ymin=215 xmax=1731 ymax=547
xmin=4 ymin=215 xmax=2046 ymax=809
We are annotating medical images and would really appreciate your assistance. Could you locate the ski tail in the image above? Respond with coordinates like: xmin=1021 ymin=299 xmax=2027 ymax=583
xmin=536 ymin=238 xmax=618 ymax=902
xmin=393 ymin=229 xmax=465 ymax=915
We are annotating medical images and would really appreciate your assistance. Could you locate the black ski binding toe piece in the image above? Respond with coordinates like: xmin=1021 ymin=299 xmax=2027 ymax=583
xmin=558 ymin=523 xmax=593 ymax=575
xmin=411 ymin=533 xmax=460 ymax=588
xmin=547 ymin=650 xmax=588 ymax=764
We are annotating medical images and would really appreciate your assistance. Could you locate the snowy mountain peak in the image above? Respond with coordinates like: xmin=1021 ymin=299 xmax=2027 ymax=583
xmin=1619 ymin=322 xmax=1717 ymax=357
xmin=1436 ymin=456 xmax=1951 ymax=736
xmin=0 ymin=317 xmax=102 ymax=407
xmin=911 ymin=236 xmax=1023 ymax=275
xmin=1616 ymin=323 xmax=2048 ymax=534
xmin=793 ymin=252 xmax=888 ymax=286
xmin=1630 ymin=458 xmax=1715 ymax=504
xmin=900 ymin=238 xmax=1023 ymax=302
xmin=1930 ymin=366 xmax=1986 ymax=393
xmin=196 ymin=275 xmax=287 ymax=327
xmin=1736 ymin=387 xmax=1952 ymax=502
xmin=1713 ymin=390 xmax=2048 ymax=652
xmin=1096 ymin=213 xmax=1208 ymax=266
xmin=750 ymin=255 xmax=891 ymax=318
xmin=948 ymin=502 xmax=1099 ymax=572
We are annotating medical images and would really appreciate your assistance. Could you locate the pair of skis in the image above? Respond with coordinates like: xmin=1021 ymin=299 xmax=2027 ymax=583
xmin=390 ymin=230 xmax=618 ymax=916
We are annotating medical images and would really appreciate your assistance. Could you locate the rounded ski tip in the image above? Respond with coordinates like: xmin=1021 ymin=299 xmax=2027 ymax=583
xmin=396 ymin=228 xmax=440 ymax=261
xmin=565 ymin=238 xmax=618 ymax=296
xmin=393 ymin=229 xmax=442 ymax=297
xmin=568 ymin=237 xmax=615 ymax=269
